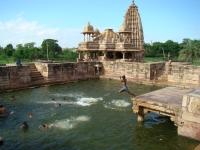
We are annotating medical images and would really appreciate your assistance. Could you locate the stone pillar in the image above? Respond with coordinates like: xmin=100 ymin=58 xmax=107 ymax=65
xmin=103 ymin=52 xmax=107 ymax=60
xmin=132 ymin=52 xmax=135 ymax=61
xmin=138 ymin=114 xmax=144 ymax=122
xmin=178 ymin=89 xmax=200 ymax=141
xmin=84 ymin=52 xmax=88 ymax=59
xmin=83 ymin=34 xmax=85 ymax=42
xmin=78 ymin=52 xmax=81 ymax=59
xmin=94 ymin=52 xmax=96 ymax=58
xmin=135 ymin=52 xmax=137 ymax=62
xmin=122 ymin=52 xmax=125 ymax=59
xmin=113 ymin=52 xmax=116 ymax=60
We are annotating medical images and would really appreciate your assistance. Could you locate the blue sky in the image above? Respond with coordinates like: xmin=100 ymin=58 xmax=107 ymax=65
xmin=0 ymin=0 xmax=200 ymax=48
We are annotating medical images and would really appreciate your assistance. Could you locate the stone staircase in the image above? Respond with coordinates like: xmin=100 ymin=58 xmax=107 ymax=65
xmin=28 ymin=63 xmax=44 ymax=82
xmin=155 ymin=63 xmax=168 ymax=81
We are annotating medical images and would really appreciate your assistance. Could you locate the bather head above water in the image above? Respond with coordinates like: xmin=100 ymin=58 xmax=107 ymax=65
xmin=22 ymin=122 xmax=29 ymax=129
xmin=29 ymin=113 xmax=33 ymax=119
xmin=42 ymin=124 xmax=51 ymax=129
xmin=10 ymin=96 xmax=15 ymax=100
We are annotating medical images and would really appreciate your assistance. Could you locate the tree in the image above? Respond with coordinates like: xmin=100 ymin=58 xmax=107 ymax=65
xmin=144 ymin=43 xmax=151 ymax=54
xmin=178 ymin=39 xmax=200 ymax=62
xmin=24 ymin=42 xmax=36 ymax=48
xmin=163 ymin=40 xmax=181 ymax=58
xmin=144 ymin=42 xmax=164 ymax=57
xmin=3 ymin=43 xmax=14 ymax=57
xmin=13 ymin=42 xmax=42 ymax=60
xmin=41 ymin=39 xmax=62 ymax=59
xmin=0 ymin=45 xmax=3 ymax=50
xmin=61 ymin=49 xmax=78 ymax=62
xmin=16 ymin=44 xmax=23 ymax=50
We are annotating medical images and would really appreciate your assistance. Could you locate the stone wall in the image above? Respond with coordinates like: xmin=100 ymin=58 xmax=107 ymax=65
xmin=101 ymin=61 xmax=200 ymax=85
xmin=101 ymin=61 xmax=166 ymax=81
xmin=178 ymin=88 xmax=200 ymax=140
xmin=0 ymin=66 xmax=30 ymax=89
xmin=168 ymin=65 xmax=200 ymax=85
xmin=35 ymin=62 xmax=100 ymax=81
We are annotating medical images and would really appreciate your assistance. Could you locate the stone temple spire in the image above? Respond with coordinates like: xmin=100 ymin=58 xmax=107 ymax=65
xmin=132 ymin=0 xmax=136 ymax=6
xmin=123 ymin=1 xmax=144 ymax=50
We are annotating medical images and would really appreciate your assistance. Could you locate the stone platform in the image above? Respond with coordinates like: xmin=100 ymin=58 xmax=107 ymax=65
xmin=132 ymin=87 xmax=200 ymax=141
xmin=132 ymin=87 xmax=193 ymax=124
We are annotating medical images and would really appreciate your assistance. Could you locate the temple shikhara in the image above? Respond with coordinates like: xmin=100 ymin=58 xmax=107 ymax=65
xmin=77 ymin=1 xmax=144 ymax=62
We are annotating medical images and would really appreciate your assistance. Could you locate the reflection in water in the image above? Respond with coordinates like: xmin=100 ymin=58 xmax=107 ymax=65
xmin=0 ymin=79 xmax=198 ymax=150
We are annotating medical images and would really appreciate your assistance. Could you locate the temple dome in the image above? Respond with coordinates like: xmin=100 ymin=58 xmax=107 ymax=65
xmin=94 ymin=28 xmax=100 ymax=34
xmin=98 ymin=29 xmax=118 ymax=39
xmin=83 ymin=22 xmax=94 ymax=33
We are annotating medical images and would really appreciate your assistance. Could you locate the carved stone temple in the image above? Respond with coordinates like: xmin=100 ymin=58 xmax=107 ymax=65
xmin=77 ymin=1 xmax=144 ymax=62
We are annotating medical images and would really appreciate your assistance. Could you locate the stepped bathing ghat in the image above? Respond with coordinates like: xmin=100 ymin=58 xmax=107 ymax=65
xmin=0 ymin=1 xmax=200 ymax=144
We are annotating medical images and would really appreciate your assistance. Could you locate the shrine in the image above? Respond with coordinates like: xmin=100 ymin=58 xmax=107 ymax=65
xmin=77 ymin=1 xmax=144 ymax=62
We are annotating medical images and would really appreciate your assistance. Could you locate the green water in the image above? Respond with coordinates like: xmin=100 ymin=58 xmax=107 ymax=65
xmin=0 ymin=79 xmax=199 ymax=150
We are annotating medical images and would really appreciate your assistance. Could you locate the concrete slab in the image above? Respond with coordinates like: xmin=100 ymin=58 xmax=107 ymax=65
xmin=135 ymin=87 xmax=194 ymax=109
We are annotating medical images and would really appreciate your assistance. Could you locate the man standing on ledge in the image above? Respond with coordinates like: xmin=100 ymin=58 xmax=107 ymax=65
xmin=119 ymin=75 xmax=136 ymax=97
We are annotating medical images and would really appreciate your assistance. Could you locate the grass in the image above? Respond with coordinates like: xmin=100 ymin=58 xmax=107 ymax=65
xmin=0 ymin=57 xmax=15 ymax=64
xmin=0 ymin=57 xmax=199 ymax=66
xmin=144 ymin=57 xmax=179 ymax=62
xmin=0 ymin=57 xmax=76 ymax=64
xmin=144 ymin=57 xmax=200 ymax=66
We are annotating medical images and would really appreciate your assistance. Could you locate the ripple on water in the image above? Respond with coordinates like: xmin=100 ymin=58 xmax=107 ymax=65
xmin=50 ymin=115 xmax=90 ymax=130
xmin=76 ymin=97 xmax=103 ymax=106
xmin=51 ymin=92 xmax=84 ymax=98
xmin=104 ymin=100 xmax=131 ymax=110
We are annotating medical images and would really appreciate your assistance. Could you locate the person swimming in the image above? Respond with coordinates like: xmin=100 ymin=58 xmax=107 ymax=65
xmin=29 ymin=113 xmax=33 ymax=119
xmin=42 ymin=124 xmax=51 ymax=130
xmin=21 ymin=122 xmax=29 ymax=129
xmin=10 ymin=96 xmax=15 ymax=100
xmin=0 ymin=105 xmax=7 ymax=116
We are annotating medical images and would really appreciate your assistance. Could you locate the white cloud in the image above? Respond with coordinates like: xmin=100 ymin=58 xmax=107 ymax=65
xmin=0 ymin=18 xmax=83 ymax=48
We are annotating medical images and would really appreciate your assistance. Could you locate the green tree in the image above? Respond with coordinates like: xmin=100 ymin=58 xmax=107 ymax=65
xmin=3 ymin=43 xmax=14 ymax=57
xmin=144 ymin=42 xmax=164 ymax=57
xmin=16 ymin=44 xmax=23 ymax=50
xmin=178 ymin=39 xmax=200 ymax=62
xmin=13 ymin=42 xmax=42 ymax=60
xmin=24 ymin=42 xmax=36 ymax=48
xmin=144 ymin=43 xmax=151 ymax=54
xmin=41 ymin=39 xmax=62 ymax=60
xmin=163 ymin=40 xmax=181 ymax=58
xmin=61 ymin=49 xmax=78 ymax=62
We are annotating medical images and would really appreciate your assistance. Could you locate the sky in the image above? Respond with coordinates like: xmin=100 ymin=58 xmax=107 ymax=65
xmin=0 ymin=0 xmax=200 ymax=48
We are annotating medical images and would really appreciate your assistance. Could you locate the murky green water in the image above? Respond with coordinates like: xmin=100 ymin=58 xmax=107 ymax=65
xmin=0 ymin=79 xmax=199 ymax=150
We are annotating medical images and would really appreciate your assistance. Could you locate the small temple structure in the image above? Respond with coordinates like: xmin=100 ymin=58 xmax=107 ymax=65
xmin=77 ymin=0 xmax=144 ymax=62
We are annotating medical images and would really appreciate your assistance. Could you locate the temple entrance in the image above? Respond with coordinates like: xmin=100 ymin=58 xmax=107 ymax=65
xmin=116 ymin=52 xmax=123 ymax=59
xmin=107 ymin=52 xmax=114 ymax=59
xmin=125 ymin=52 xmax=132 ymax=59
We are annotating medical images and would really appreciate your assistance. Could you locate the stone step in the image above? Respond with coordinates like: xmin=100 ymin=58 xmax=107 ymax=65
xmin=31 ymin=76 xmax=44 ymax=80
xmin=30 ymin=71 xmax=41 ymax=74
xmin=30 ymin=69 xmax=38 ymax=72
xmin=27 ymin=63 xmax=44 ymax=82
xmin=30 ymin=74 xmax=43 ymax=77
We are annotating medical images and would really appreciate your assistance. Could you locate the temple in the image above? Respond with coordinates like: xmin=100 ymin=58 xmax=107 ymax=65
xmin=77 ymin=1 xmax=144 ymax=62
